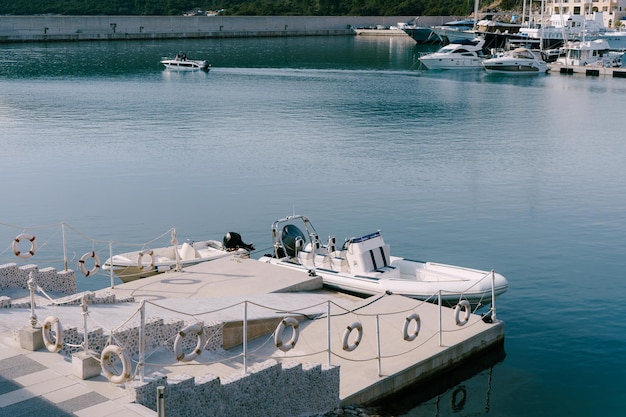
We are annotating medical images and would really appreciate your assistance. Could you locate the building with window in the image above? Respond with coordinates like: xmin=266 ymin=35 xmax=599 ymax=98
xmin=544 ymin=0 xmax=626 ymax=28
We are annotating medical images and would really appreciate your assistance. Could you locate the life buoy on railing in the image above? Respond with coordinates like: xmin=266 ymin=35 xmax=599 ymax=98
xmin=274 ymin=317 xmax=300 ymax=352
xmin=454 ymin=300 xmax=471 ymax=326
xmin=403 ymin=313 xmax=421 ymax=342
xmin=79 ymin=251 xmax=100 ymax=277
xmin=12 ymin=233 xmax=36 ymax=259
xmin=342 ymin=321 xmax=363 ymax=352
xmin=101 ymin=345 xmax=131 ymax=384
xmin=42 ymin=316 xmax=63 ymax=353
xmin=137 ymin=249 xmax=154 ymax=271
xmin=173 ymin=323 xmax=206 ymax=362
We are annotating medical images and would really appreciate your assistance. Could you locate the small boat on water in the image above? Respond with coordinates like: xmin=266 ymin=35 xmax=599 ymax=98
xmin=418 ymin=37 xmax=489 ymax=70
xmin=160 ymin=53 xmax=210 ymax=71
xmin=482 ymin=47 xmax=549 ymax=74
xmin=103 ymin=231 xmax=253 ymax=282
xmin=352 ymin=25 xmax=407 ymax=36
xmin=258 ymin=215 xmax=508 ymax=306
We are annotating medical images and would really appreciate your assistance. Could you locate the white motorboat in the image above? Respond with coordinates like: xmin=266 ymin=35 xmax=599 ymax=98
xmin=557 ymin=39 xmax=623 ymax=67
xmin=258 ymin=215 xmax=508 ymax=307
xmin=597 ymin=31 xmax=626 ymax=51
xmin=160 ymin=53 xmax=210 ymax=71
xmin=482 ymin=47 xmax=549 ymax=74
xmin=103 ymin=231 xmax=253 ymax=282
xmin=418 ymin=38 xmax=488 ymax=70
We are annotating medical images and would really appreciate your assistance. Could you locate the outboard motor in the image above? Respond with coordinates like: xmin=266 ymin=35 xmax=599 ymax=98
xmin=281 ymin=225 xmax=306 ymax=257
xmin=223 ymin=232 xmax=255 ymax=252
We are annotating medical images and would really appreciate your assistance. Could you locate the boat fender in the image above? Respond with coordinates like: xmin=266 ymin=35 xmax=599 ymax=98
xmin=274 ymin=317 xmax=300 ymax=352
xmin=173 ymin=323 xmax=206 ymax=362
xmin=79 ymin=251 xmax=100 ymax=277
xmin=12 ymin=233 xmax=36 ymax=258
xmin=42 ymin=316 xmax=63 ymax=353
xmin=137 ymin=249 xmax=154 ymax=271
xmin=403 ymin=313 xmax=421 ymax=341
xmin=101 ymin=345 xmax=132 ymax=384
xmin=342 ymin=322 xmax=363 ymax=352
xmin=454 ymin=300 xmax=471 ymax=326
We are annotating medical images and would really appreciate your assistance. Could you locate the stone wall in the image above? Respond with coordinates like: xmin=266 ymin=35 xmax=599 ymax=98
xmin=0 ymin=15 xmax=452 ymax=42
xmin=127 ymin=359 xmax=340 ymax=417
xmin=0 ymin=263 xmax=76 ymax=294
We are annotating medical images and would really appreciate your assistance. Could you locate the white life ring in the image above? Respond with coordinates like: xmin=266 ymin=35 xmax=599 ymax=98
xmin=342 ymin=321 xmax=363 ymax=352
xmin=79 ymin=251 xmax=100 ymax=277
xmin=12 ymin=233 xmax=36 ymax=258
xmin=101 ymin=345 xmax=131 ymax=384
xmin=274 ymin=317 xmax=300 ymax=352
xmin=42 ymin=316 xmax=63 ymax=353
xmin=173 ymin=323 xmax=206 ymax=362
xmin=403 ymin=313 xmax=421 ymax=342
xmin=137 ymin=249 xmax=154 ymax=271
xmin=454 ymin=300 xmax=471 ymax=326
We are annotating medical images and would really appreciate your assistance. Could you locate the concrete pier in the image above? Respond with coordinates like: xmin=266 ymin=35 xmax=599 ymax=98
xmin=548 ymin=63 xmax=626 ymax=78
xmin=1 ymin=257 xmax=504 ymax=416
xmin=0 ymin=15 xmax=455 ymax=43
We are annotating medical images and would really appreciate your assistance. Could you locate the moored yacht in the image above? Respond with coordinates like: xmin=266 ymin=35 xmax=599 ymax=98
xmin=418 ymin=37 xmax=489 ymax=70
xmin=482 ymin=47 xmax=549 ymax=74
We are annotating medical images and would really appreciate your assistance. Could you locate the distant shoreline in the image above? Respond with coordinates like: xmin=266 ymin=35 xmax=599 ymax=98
xmin=0 ymin=15 xmax=460 ymax=43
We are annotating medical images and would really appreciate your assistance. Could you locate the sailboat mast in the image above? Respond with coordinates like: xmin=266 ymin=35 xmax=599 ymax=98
xmin=539 ymin=0 xmax=545 ymax=51
xmin=473 ymin=0 xmax=479 ymax=30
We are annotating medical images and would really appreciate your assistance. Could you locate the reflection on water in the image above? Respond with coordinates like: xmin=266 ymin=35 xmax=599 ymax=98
xmin=369 ymin=344 xmax=506 ymax=416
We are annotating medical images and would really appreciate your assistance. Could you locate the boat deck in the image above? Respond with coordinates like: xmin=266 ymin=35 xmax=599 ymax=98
xmin=0 ymin=257 xmax=504 ymax=416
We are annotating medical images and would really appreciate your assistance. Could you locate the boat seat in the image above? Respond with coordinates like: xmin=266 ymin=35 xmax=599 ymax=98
xmin=179 ymin=242 xmax=200 ymax=261
xmin=347 ymin=243 xmax=393 ymax=275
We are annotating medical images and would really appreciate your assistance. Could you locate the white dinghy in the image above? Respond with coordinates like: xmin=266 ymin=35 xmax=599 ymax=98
xmin=258 ymin=215 xmax=508 ymax=307
xmin=103 ymin=229 xmax=253 ymax=283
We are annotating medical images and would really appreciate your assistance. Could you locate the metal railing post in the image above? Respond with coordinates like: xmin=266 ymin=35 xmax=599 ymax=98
xmin=109 ymin=241 xmax=115 ymax=289
xmin=243 ymin=301 xmax=248 ymax=374
xmin=139 ymin=300 xmax=146 ymax=382
xmin=438 ymin=290 xmax=443 ymax=347
xmin=327 ymin=300 xmax=331 ymax=366
xmin=376 ymin=314 xmax=382 ymax=377
xmin=157 ymin=385 xmax=166 ymax=417
xmin=62 ymin=223 xmax=68 ymax=271
xmin=491 ymin=270 xmax=497 ymax=322
xmin=81 ymin=295 xmax=89 ymax=353
xmin=27 ymin=272 xmax=37 ymax=328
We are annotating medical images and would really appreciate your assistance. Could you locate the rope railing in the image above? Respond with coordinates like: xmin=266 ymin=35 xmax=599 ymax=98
xmin=0 ymin=221 xmax=250 ymax=284
xmin=21 ymin=273 xmax=500 ymax=384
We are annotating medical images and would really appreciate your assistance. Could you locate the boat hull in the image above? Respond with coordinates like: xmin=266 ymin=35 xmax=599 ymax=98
xmin=103 ymin=241 xmax=246 ymax=283
xmin=258 ymin=256 xmax=508 ymax=307
xmin=160 ymin=58 xmax=210 ymax=71
xmin=419 ymin=56 xmax=484 ymax=70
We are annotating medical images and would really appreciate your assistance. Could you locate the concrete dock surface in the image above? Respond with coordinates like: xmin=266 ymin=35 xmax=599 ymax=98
xmin=1 ymin=256 xmax=504 ymax=416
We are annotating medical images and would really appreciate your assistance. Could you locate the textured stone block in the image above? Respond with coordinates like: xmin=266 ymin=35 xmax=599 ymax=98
xmin=19 ymin=326 xmax=44 ymax=351
xmin=72 ymin=351 xmax=102 ymax=379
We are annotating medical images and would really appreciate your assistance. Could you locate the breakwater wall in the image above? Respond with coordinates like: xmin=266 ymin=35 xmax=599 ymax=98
xmin=0 ymin=15 xmax=453 ymax=43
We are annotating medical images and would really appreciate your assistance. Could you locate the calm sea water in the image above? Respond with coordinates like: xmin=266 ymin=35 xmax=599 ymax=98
xmin=2 ymin=36 xmax=626 ymax=416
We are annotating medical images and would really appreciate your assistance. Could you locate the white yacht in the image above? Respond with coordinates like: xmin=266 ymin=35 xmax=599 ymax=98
xmin=482 ymin=47 xmax=549 ymax=74
xmin=418 ymin=38 xmax=488 ymax=70
xmin=160 ymin=53 xmax=210 ymax=71
xmin=557 ymin=39 xmax=623 ymax=67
